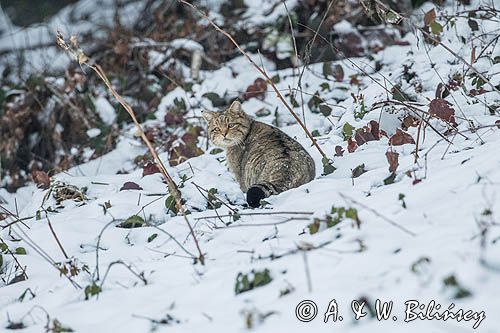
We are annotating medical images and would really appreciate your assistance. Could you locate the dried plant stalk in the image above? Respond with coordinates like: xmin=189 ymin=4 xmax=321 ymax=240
xmin=179 ymin=0 xmax=327 ymax=159
xmin=56 ymin=32 xmax=205 ymax=264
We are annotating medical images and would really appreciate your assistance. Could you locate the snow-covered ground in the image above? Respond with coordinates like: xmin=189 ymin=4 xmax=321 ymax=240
xmin=1 ymin=0 xmax=499 ymax=332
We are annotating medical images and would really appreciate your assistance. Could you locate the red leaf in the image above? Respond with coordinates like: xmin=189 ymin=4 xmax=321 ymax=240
xmin=143 ymin=162 xmax=160 ymax=176
xmin=347 ymin=138 xmax=358 ymax=153
xmin=386 ymin=151 xmax=399 ymax=173
xmin=354 ymin=120 xmax=381 ymax=146
xmin=334 ymin=145 xmax=344 ymax=157
xmin=243 ymin=78 xmax=267 ymax=100
xmin=120 ymin=182 xmax=143 ymax=191
xmin=389 ymin=129 xmax=415 ymax=146
xmin=32 ymin=170 xmax=50 ymax=189
xmin=429 ymin=98 xmax=457 ymax=126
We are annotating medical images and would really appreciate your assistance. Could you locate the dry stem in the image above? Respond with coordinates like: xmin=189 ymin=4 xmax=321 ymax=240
xmin=56 ymin=32 xmax=205 ymax=265
xmin=178 ymin=0 xmax=326 ymax=159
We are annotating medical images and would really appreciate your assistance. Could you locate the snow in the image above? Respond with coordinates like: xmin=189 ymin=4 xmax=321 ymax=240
xmin=1 ymin=0 xmax=500 ymax=332
xmin=94 ymin=96 xmax=117 ymax=126
xmin=86 ymin=128 xmax=102 ymax=138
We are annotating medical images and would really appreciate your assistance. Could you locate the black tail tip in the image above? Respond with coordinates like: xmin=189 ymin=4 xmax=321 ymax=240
xmin=246 ymin=187 xmax=265 ymax=208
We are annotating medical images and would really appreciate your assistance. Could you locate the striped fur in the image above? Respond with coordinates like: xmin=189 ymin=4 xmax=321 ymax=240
xmin=203 ymin=101 xmax=315 ymax=207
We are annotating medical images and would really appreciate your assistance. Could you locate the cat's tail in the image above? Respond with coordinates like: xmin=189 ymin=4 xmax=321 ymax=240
xmin=246 ymin=182 xmax=278 ymax=208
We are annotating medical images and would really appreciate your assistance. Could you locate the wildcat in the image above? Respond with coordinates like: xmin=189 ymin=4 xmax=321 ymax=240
xmin=203 ymin=100 xmax=315 ymax=207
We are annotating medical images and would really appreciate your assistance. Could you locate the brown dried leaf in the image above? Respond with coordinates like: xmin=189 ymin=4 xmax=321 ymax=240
xmin=120 ymin=182 xmax=143 ymax=191
xmin=354 ymin=120 xmax=381 ymax=146
xmin=424 ymin=9 xmax=436 ymax=26
xmin=168 ymin=131 xmax=204 ymax=166
xmin=386 ymin=151 xmax=399 ymax=173
xmin=243 ymin=78 xmax=267 ymax=100
xmin=429 ymin=98 xmax=457 ymax=126
xmin=334 ymin=145 xmax=344 ymax=157
xmin=332 ymin=64 xmax=344 ymax=82
xmin=32 ymin=170 xmax=50 ymax=189
xmin=347 ymin=137 xmax=358 ymax=153
xmin=143 ymin=162 xmax=161 ymax=176
xmin=402 ymin=115 xmax=420 ymax=130
xmin=389 ymin=129 xmax=415 ymax=146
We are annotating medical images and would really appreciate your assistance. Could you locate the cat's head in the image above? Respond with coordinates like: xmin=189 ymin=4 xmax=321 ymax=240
xmin=202 ymin=100 xmax=252 ymax=148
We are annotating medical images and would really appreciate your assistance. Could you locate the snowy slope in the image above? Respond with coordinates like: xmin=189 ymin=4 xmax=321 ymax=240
xmin=1 ymin=0 xmax=500 ymax=332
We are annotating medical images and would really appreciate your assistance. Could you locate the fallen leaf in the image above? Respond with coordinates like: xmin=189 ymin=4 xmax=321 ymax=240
xmin=334 ymin=146 xmax=344 ymax=157
xmin=32 ymin=170 xmax=50 ymax=189
xmin=386 ymin=151 xmax=399 ymax=173
xmin=243 ymin=78 xmax=267 ymax=100
xmin=354 ymin=120 xmax=381 ymax=146
xmin=120 ymin=182 xmax=143 ymax=191
xmin=389 ymin=129 xmax=415 ymax=146
xmin=352 ymin=164 xmax=366 ymax=178
xmin=143 ymin=162 xmax=160 ymax=176
xmin=424 ymin=9 xmax=436 ymax=26
xmin=347 ymin=137 xmax=358 ymax=153
xmin=402 ymin=115 xmax=420 ymax=130
xmin=429 ymin=98 xmax=457 ymax=126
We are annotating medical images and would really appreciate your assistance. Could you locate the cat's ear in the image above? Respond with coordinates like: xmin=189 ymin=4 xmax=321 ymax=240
xmin=202 ymin=111 xmax=216 ymax=122
xmin=227 ymin=100 xmax=242 ymax=114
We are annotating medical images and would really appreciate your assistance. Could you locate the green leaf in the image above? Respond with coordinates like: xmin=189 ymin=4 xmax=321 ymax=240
xmin=322 ymin=157 xmax=336 ymax=176
xmin=15 ymin=247 xmax=27 ymax=255
xmin=117 ymin=215 xmax=145 ymax=228
xmin=165 ymin=195 xmax=178 ymax=215
xmin=351 ymin=164 xmax=366 ymax=178
xmin=342 ymin=122 xmax=355 ymax=140
xmin=202 ymin=92 xmax=225 ymax=107
xmin=235 ymin=269 xmax=272 ymax=294
xmin=383 ymin=173 xmax=397 ymax=185
xmin=207 ymin=188 xmax=223 ymax=210
xmin=147 ymin=233 xmax=158 ymax=243
xmin=430 ymin=21 xmax=443 ymax=35
xmin=308 ymin=218 xmax=321 ymax=234
xmin=319 ymin=104 xmax=332 ymax=117
xmin=307 ymin=91 xmax=323 ymax=113
xmin=320 ymin=82 xmax=330 ymax=91
xmin=84 ymin=282 xmax=102 ymax=300
xmin=173 ymin=97 xmax=187 ymax=110
xmin=255 ymin=108 xmax=271 ymax=117
xmin=210 ymin=148 xmax=223 ymax=155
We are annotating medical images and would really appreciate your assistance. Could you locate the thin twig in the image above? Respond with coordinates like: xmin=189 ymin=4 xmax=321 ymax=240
xmin=178 ymin=0 xmax=326 ymax=158
xmin=195 ymin=211 xmax=314 ymax=220
xmin=339 ymin=193 xmax=416 ymax=237
xmin=43 ymin=210 xmax=69 ymax=260
xmin=56 ymin=32 xmax=205 ymax=264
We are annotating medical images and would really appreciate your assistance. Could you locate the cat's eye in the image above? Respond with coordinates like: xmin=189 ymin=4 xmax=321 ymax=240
xmin=212 ymin=128 xmax=220 ymax=133
xmin=228 ymin=123 xmax=236 ymax=128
